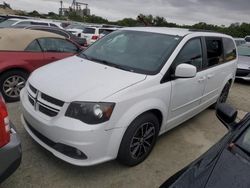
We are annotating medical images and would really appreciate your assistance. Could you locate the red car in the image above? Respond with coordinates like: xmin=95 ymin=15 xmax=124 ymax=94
xmin=0 ymin=28 xmax=82 ymax=102
xmin=0 ymin=93 xmax=21 ymax=183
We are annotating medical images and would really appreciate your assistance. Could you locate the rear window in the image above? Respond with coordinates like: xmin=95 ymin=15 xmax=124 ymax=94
xmin=50 ymin=23 xmax=59 ymax=28
xmin=25 ymin=40 xmax=42 ymax=52
xmin=15 ymin=21 xmax=32 ymax=26
xmin=245 ymin=37 xmax=250 ymax=42
xmin=83 ymin=28 xmax=95 ymax=34
xmin=0 ymin=20 xmax=17 ymax=27
xmin=99 ymin=29 xmax=114 ymax=35
xmin=223 ymin=38 xmax=237 ymax=62
xmin=31 ymin=22 xmax=48 ymax=26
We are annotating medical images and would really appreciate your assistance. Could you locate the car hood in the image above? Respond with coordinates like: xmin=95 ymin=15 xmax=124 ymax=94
xmin=161 ymin=148 xmax=250 ymax=188
xmin=204 ymin=149 xmax=250 ymax=188
xmin=28 ymin=56 xmax=146 ymax=102
xmin=238 ymin=56 xmax=250 ymax=69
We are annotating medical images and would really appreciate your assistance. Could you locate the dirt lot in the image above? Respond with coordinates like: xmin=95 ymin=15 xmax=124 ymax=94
xmin=1 ymin=81 xmax=249 ymax=188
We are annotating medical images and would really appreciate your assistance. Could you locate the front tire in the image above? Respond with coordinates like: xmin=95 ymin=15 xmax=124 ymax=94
xmin=117 ymin=113 xmax=160 ymax=166
xmin=0 ymin=70 xmax=29 ymax=102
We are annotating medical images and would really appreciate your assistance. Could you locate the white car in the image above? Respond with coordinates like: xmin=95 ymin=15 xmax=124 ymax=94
xmin=80 ymin=27 xmax=117 ymax=45
xmin=0 ymin=18 xmax=63 ymax=29
xmin=20 ymin=27 xmax=237 ymax=167
xmin=65 ymin=24 xmax=86 ymax=37
xmin=234 ymin=38 xmax=246 ymax=46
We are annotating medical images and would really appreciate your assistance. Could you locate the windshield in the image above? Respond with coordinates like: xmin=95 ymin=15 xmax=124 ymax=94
xmin=0 ymin=19 xmax=17 ymax=27
xmin=79 ymin=30 xmax=182 ymax=74
xmin=238 ymin=46 xmax=250 ymax=56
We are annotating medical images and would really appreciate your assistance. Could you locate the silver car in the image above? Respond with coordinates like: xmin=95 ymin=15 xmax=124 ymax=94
xmin=236 ymin=45 xmax=250 ymax=81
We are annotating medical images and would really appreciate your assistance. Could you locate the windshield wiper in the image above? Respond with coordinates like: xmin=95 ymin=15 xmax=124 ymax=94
xmin=79 ymin=53 xmax=91 ymax=60
xmin=90 ymin=58 xmax=135 ymax=72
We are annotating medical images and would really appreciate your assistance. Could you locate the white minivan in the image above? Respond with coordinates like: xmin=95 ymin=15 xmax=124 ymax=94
xmin=20 ymin=27 xmax=237 ymax=166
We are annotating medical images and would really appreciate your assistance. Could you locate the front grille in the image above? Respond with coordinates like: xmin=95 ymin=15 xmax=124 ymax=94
xmin=29 ymin=84 xmax=37 ymax=94
xmin=236 ymin=69 xmax=250 ymax=77
xmin=39 ymin=105 xmax=58 ymax=117
xmin=41 ymin=93 xmax=64 ymax=107
xmin=28 ymin=95 xmax=35 ymax=106
xmin=27 ymin=83 xmax=64 ymax=117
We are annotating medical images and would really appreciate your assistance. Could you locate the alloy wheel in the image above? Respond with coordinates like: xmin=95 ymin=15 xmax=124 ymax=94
xmin=130 ymin=122 xmax=156 ymax=159
xmin=3 ymin=75 xmax=26 ymax=98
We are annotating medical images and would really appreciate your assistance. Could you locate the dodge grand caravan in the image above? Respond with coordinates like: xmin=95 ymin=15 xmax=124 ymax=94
xmin=20 ymin=27 xmax=237 ymax=166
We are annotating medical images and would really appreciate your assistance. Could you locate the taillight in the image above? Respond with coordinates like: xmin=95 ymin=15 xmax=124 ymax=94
xmin=0 ymin=94 xmax=10 ymax=148
xmin=91 ymin=35 xmax=99 ymax=40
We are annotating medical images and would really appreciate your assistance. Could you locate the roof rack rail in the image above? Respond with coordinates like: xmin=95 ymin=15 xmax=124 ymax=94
xmin=188 ymin=29 xmax=220 ymax=33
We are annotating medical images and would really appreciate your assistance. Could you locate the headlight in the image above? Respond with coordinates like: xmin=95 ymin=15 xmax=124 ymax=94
xmin=65 ymin=102 xmax=115 ymax=124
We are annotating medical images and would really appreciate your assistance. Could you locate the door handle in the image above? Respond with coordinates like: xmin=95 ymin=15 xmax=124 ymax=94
xmin=198 ymin=76 xmax=206 ymax=83
xmin=207 ymin=74 xmax=214 ymax=79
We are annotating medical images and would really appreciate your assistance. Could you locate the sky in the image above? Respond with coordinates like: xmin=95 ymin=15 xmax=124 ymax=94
xmin=2 ymin=0 xmax=250 ymax=26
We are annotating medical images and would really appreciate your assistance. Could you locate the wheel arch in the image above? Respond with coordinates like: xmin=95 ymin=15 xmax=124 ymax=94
xmin=107 ymin=99 xmax=168 ymax=159
xmin=0 ymin=67 xmax=30 ymax=77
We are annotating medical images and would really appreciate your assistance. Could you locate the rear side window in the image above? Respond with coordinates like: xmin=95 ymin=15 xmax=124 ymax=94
xmin=83 ymin=28 xmax=95 ymax=34
xmin=205 ymin=37 xmax=224 ymax=68
xmin=38 ymin=38 xmax=78 ymax=53
xmin=50 ymin=23 xmax=59 ymax=28
xmin=223 ymin=38 xmax=237 ymax=62
xmin=15 ymin=21 xmax=31 ymax=26
xmin=25 ymin=40 xmax=42 ymax=52
xmin=173 ymin=38 xmax=203 ymax=71
xmin=31 ymin=22 xmax=48 ymax=26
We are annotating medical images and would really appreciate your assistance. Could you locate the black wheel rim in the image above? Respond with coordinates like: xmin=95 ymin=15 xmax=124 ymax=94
xmin=3 ymin=75 xmax=26 ymax=98
xmin=130 ymin=122 xmax=156 ymax=160
xmin=218 ymin=83 xmax=230 ymax=103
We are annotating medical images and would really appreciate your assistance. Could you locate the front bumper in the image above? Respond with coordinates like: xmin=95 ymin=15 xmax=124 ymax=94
xmin=236 ymin=68 xmax=250 ymax=81
xmin=20 ymin=89 xmax=124 ymax=166
xmin=0 ymin=123 xmax=22 ymax=183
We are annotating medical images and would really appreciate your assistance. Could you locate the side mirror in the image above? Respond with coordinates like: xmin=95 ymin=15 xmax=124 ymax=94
xmin=175 ymin=64 xmax=197 ymax=78
xmin=216 ymin=103 xmax=238 ymax=130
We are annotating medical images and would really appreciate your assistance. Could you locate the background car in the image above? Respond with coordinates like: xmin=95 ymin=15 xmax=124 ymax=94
xmin=99 ymin=28 xmax=118 ymax=38
xmin=234 ymin=37 xmax=246 ymax=46
xmin=0 ymin=28 xmax=82 ymax=102
xmin=80 ymin=26 xmax=118 ymax=45
xmin=236 ymin=45 xmax=250 ymax=81
xmin=0 ymin=18 xmax=63 ymax=29
xmin=0 ymin=93 xmax=21 ymax=183
xmin=24 ymin=26 xmax=87 ymax=47
xmin=161 ymin=104 xmax=250 ymax=188
xmin=65 ymin=23 xmax=87 ymax=37
xmin=245 ymin=35 xmax=250 ymax=45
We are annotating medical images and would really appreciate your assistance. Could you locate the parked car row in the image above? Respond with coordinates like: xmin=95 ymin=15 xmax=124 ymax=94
xmin=0 ymin=28 xmax=83 ymax=102
xmin=236 ymin=45 xmax=250 ymax=81
xmin=0 ymin=18 xmax=63 ymax=29
xmin=0 ymin=17 xmax=121 ymax=47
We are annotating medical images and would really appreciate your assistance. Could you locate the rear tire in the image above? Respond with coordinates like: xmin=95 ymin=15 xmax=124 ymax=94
xmin=210 ymin=82 xmax=231 ymax=109
xmin=117 ymin=113 xmax=160 ymax=166
xmin=0 ymin=70 xmax=29 ymax=102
